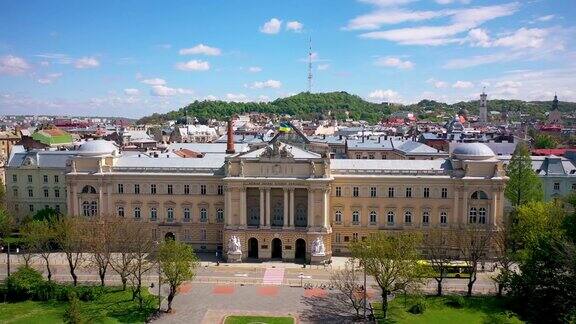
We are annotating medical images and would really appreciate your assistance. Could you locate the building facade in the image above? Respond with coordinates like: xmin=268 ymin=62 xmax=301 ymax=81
xmin=59 ymin=137 xmax=506 ymax=263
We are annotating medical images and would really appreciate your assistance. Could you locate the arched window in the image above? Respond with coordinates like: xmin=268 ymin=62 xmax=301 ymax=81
xmin=469 ymin=207 xmax=477 ymax=223
xmin=200 ymin=208 xmax=207 ymax=222
xmin=217 ymin=208 xmax=224 ymax=223
xmin=369 ymin=210 xmax=377 ymax=224
xmin=440 ymin=211 xmax=448 ymax=224
xmin=82 ymin=201 xmax=90 ymax=216
xmin=117 ymin=206 xmax=124 ymax=217
xmin=471 ymin=190 xmax=489 ymax=200
xmin=134 ymin=207 xmax=141 ymax=219
xmin=387 ymin=211 xmax=395 ymax=224
xmin=478 ymin=208 xmax=487 ymax=224
xmin=167 ymin=207 xmax=174 ymax=221
xmin=335 ymin=210 xmax=342 ymax=223
xmin=81 ymin=185 xmax=97 ymax=194
xmin=352 ymin=210 xmax=360 ymax=223
xmin=422 ymin=211 xmax=430 ymax=224
xmin=295 ymin=204 xmax=307 ymax=227
xmin=183 ymin=208 xmax=191 ymax=221
xmin=404 ymin=211 xmax=412 ymax=223
xmin=150 ymin=207 xmax=157 ymax=221
xmin=272 ymin=202 xmax=283 ymax=226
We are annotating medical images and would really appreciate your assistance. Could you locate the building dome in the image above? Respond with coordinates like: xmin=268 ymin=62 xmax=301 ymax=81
xmin=79 ymin=140 xmax=118 ymax=155
xmin=452 ymin=143 xmax=494 ymax=160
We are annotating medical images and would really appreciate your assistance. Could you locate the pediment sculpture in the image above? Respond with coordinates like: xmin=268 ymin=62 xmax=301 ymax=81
xmin=261 ymin=141 xmax=293 ymax=159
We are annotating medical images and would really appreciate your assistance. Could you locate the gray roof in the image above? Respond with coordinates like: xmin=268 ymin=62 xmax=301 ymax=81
xmin=347 ymin=138 xmax=445 ymax=155
xmin=166 ymin=143 xmax=249 ymax=154
xmin=331 ymin=159 xmax=452 ymax=176
xmin=8 ymin=150 xmax=78 ymax=169
xmin=113 ymin=154 xmax=225 ymax=172
xmin=497 ymin=155 xmax=576 ymax=176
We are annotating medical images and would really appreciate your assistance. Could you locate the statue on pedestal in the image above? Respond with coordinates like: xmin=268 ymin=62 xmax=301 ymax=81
xmin=227 ymin=235 xmax=242 ymax=254
xmin=311 ymin=236 xmax=326 ymax=256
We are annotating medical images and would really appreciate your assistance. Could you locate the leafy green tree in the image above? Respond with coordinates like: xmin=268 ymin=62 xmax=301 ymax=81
xmin=157 ymin=239 xmax=199 ymax=313
xmin=504 ymin=143 xmax=544 ymax=207
xmin=512 ymin=201 xmax=566 ymax=253
xmin=64 ymin=293 xmax=84 ymax=324
xmin=349 ymin=232 xmax=425 ymax=319
xmin=54 ymin=217 xmax=86 ymax=286
xmin=20 ymin=220 xmax=56 ymax=281
xmin=534 ymin=133 xmax=558 ymax=149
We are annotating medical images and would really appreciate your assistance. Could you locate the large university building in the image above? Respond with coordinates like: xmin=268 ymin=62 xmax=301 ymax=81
xmin=6 ymin=129 xmax=507 ymax=263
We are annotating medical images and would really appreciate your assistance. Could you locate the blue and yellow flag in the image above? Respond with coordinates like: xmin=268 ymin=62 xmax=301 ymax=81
xmin=278 ymin=122 xmax=292 ymax=132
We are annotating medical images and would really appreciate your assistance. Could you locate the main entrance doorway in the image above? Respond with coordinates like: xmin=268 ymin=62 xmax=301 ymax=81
xmin=248 ymin=238 xmax=259 ymax=258
xmin=295 ymin=239 xmax=306 ymax=260
xmin=271 ymin=238 xmax=282 ymax=259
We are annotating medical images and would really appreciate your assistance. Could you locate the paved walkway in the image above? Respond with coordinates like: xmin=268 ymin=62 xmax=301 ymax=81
xmin=263 ymin=268 xmax=285 ymax=285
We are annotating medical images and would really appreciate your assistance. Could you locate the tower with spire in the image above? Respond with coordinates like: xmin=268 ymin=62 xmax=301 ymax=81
xmin=548 ymin=93 xmax=562 ymax=125
xmin=479 ymin=87 xmax=488 ymax=124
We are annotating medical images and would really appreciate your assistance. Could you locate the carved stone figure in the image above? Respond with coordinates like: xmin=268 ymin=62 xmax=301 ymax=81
xmin=311 ymin=236 xmax=326 ymax=256
xmin=239 ymin=160 xmax=245 ymax=177
xmin=310 ymin=161 xmax=316 ymax=177
xmin=227 ymin=235 xmax=242 ymax=254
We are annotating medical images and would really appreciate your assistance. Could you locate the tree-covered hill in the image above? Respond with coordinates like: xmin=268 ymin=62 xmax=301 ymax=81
xmin=137 ymin=91 xmax=576 ymax=124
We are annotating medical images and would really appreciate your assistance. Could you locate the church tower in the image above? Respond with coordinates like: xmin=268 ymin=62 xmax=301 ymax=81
xmin=479 ymin=88 xmax=488 ymax=123
xmin=548 ymin=94 xmax=562 ymax=125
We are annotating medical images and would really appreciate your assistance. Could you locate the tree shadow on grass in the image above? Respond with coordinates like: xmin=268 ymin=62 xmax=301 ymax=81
xmin=299 ymin=291 xmax=363 ymax=323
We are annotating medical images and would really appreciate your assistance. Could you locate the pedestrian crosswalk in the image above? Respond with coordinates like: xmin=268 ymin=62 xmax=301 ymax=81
xmin=262 ymin=268 xmax=285 ymax=285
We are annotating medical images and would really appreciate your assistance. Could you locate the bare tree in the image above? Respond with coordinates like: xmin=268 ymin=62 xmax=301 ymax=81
xmin=493 ymin=223 xmax=516 ymax=296
xmin=329 ymin=259 xmax=365 ymax=319
xmin=423 ymin=227 xmax=457 ymax=296
xmin=86 ymin=218 xmax=114 ymax=286
xmin=127 ymin=223 xmax=155 ymax=309
xmin=458 ymin=225 xmax=495 ymax=297
xmin=109 ymin=219 xmax=134 ymax=290
xmin=54 ymin=216 xmax=85 ymax=286
xmin=22 ymin=220 xmax=55 ymax=281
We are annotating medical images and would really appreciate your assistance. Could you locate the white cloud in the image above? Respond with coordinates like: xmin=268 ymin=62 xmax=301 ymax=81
xmin=257 ymin=95 xmax=270 ymax=102
xmin=358 ymin=0 xmax=416 ymax=6
xmin=286 ymin=21 xmax=303 ymax=32
xmin=426 ymin=78 xmax=448 ymax=88
xmin=444 ymin=52 xmax=517 ymax=69
xmin=124 ymin=88 xmax=140 ymax=96
xmin=150 ymin=85 xmax=193 ymax=97
xmin=179 ymin=44 xmax=221 ymax=56
xmin=204 ymin=95 xmax=218 ymax=101
xmin=452 ymin=80 xmax=474 ymax=89
xmin=467 ymin=28 xmax=491 ymax=47
xmin=492 ymin=28 xmax=548 ymax=49
xmin=74 ymin=57 xmax=99 ymax=69
xmin=175 ymin=59 xmax=210 ymax=71
xmin=249 ymin=79 xmax=282 ymax=89
xmin=37 ymin=73 xmax=63 ymax=85
xmin=367 ymin=89 xmax=401 ymax=102
xmin=374 ymin=56 xmax=414 ymax=69
xmin=317 ymin=64 xmax=330 ymax=70
xmin=536 ymin=14 xmax=555 ymax=22
xmin=260 ymin=18 xmax=282 ymax=34
xmin=436 ymin=0 xmax=471 ymax=4
xmin=225 ymin=93 xmax=249 ymax=102
xmin=140 ymin=78 xmax=166 ymax=86
xmin=0 ymin=55 xmax=31 ymax=75
xmin=346 ymin=10 xmax=445 ymax=30
xmin=248 ymin=66 xmax=262 ymax=73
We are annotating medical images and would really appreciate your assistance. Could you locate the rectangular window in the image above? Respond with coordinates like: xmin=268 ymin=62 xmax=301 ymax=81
xmin=572 ymin=183 xmax=576 ymax=191
xmin=43 ymin=189 xmax=49 ymax=198
xmin=12 ymin=174 xmax=17 ymax=182
xmin=217 ymin=185 xmax=224 ymax=195
xmin=28 ymin=189 xmax=33 ymax=197
xmin=150 ymin=184 xmax=157 ymax=195
xmin=13 ymin=188 xmax=18 ymax=197
xmin=355 ymin=153 xmax=362 ymax=159
xmin=217 ymin=209 xmax=224 ymax=222
xmin=28 ymin=175 xmax=33 ymax=183
xmin=167 ymin=208 xmax=174 ymax=221
xmin=352 ymin=233 xmax=359 ymax=241
xmin=404 ymin=211 xmax=412 ymax=223
xmin=440 ymin=212 xmax=448 ymax=224
xmin=368 ymin=153 xmax=375 ymax=159
xmin=352 ymin=210 xmax=360 ymax=223
xmin=554 ymin=182 xmax=560 ymax=190
xmin=43 ymin=175 xmax=48 ymax=183
xmin=118 ymin=184 xmax=124 ymax=194
xmin=200 ymin=185 xmax=207 ymax=195
xmin=184 ymin=184 xmax=190 ymax=195
xmin=344 ymin=236 xmax=350 ymax=242
xmin=200 ymin=229 xmax=207 ymax=241
xmin=422 ymin=211 xmax=430 ymax=224
xmin=370 ymin=187 xmax=377 ymax=198
xmin=335 ymin=233 xmax=341 ymax=243
xmin=335 ymin=187 xmax=342 ymax=197
xmin=55 ymin=205 xmax=60 ymax=213
xmin=117 ymin=206 xmax=125 ymax=217
xmin=423 ymin=187 xmax=430 ymax=198
xmin=134 ymin=207 xmax=141 ymax=219
xmin=54 ymin=175 xmax=59 ymax=183
xmin=29 ymin=204 xmax=34 ymax=212
xmin=369 ymin=211 xmax=377 ymax=223
xmin=387 ymin=212 xmax=394 ymax=224
xmin=441 ymin=188 xmax=448 ymax=199
xmin=200 ymin=208 xmax=208 ymax=222
xmin=54 ymin=189 xmax=60 ymax=198
xmin=150 ymin=208 xmax=157 ymax=221
xmin=167 ymin=184 xmax=173 ymax=195
xmin=388 ymin=187 xmax=394 ymax=198
xmin=183 ymin=208 xmax=191 ymax=221
xmin=405 ymin=187 xmax=412 ymax=198
xmin=353 ymin=187 xmax=359 ymax=197
xmin=335 ymin=210 xmax=342 ymax=223
xmin=134 ymin=184 xmax=140 ymax=194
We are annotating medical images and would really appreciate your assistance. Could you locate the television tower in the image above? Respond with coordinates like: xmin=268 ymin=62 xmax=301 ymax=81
xmin=307 ymin=37 xmax=313 ymax=93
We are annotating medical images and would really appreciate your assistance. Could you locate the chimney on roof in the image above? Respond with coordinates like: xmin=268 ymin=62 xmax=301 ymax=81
xmin=226 ymin=118 xmax=235 ymax=154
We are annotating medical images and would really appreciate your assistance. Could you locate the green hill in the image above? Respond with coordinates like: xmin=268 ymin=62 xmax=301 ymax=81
xmin=137 ymin=92 xmax=576 ymax=124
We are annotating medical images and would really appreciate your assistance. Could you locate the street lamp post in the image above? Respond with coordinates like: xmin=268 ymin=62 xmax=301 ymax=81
xmin=1 ymin=241 xmax=11 ymax=277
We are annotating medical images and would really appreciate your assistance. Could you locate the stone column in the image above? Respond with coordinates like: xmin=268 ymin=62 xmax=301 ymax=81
xmin=259 ymin=188 xmax=265 ymax=227
xmin=265 ymin=188 xmax=271 ymax=227
xmin=225 ymin=187 xmax=232 ymax=225
xmin=308 ymin=189 xmax=315 ymax=228
xmin=289 ymin=188 xmax=295 ymax=228
xmin=283 ymin=188 xmax=289 ymax=227
xmin=240 ymin=188 xmax=247 ymax=227
xmin=98 ymin=185 xmax=104 ymax=217
xmin=491 ymin=189 xmax=498 ymax=226
xmin=462 ymin=190 xmax=468 ymax=225
xmin=323 ymin=189 xmax=329 ymax=228
xmin=453 ymin=189 xmax=459 ymax=226
xmin=106 ymin=183 xmax=112 ymax=218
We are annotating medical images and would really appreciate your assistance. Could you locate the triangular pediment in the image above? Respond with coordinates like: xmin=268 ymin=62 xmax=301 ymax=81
xmin=238 ymin=141 xmax=321 ymax=160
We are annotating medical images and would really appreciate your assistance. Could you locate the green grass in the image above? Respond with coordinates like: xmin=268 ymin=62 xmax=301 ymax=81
xmin=224 ymin=315 xmax=295 ymax=324
xmin=373 ymin=295 xmax=523 ymax=324
xmin=0 ymin=287 xmax=157 ymax=324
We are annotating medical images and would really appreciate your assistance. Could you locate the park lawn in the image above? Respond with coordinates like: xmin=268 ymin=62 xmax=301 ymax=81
xmin=224 ymin=315 xmax=295 ymax=324
xmin=0 ymin=288 xmax=157 ymax=324
xmin=373 ymin=295 xmax=524 ymax=324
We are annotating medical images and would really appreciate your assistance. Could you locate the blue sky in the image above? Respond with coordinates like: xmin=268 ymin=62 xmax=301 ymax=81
xmin=0 ymin=0 xmax=574 ymax=117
